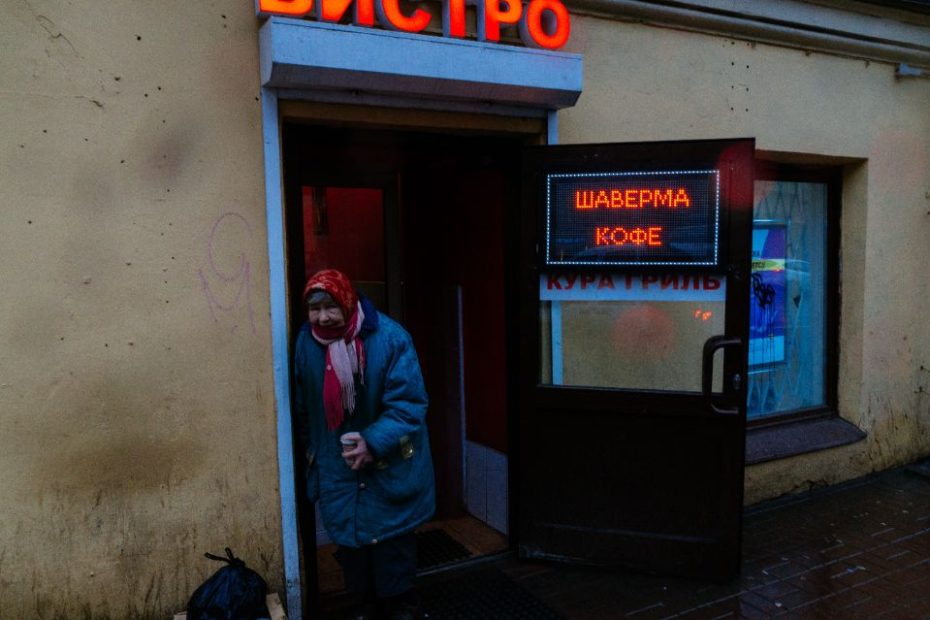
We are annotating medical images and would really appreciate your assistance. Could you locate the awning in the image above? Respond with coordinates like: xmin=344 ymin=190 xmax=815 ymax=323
xmin=259 ymin=17 xmax=583 ymax=109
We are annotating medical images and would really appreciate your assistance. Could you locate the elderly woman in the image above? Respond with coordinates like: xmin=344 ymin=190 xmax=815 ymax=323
xmin=294 ymin=269 xmax=435 ymax=620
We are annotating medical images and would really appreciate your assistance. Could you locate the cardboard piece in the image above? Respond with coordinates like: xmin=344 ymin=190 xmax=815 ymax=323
xmin=266 ymin=592 xmax=287 ymax=620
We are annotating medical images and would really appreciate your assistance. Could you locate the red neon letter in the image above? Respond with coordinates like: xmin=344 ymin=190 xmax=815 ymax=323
xmin=673 ymin=189 xmax=691 ymax=207
xmin=593 ymin=190 xmax=609 ymax=208
xmin=481 ymin=0 xmax=522 ymax=42
xmin=519 ymin=0 xmax=570 ymax=50
xmin=316 ymin=0 xmax=374 ymax=25
xmin=355 ymin=0 xmax=375 ymax=25
xmin=624 ymin=189 xmax=639 ymax=209
xmin=655 ymin=190 xmax=672 ymax=207
xmin=443 ymin=0 xmax=467 ymax=37
xmin=576 ymin=190 xmax=594 ymax=209
xmin=595 ymin=227 xmax=609 ymax=246
xmin=258 ymin=0 xmax=313 ymax=16
xmin=610 ymin=189 xmax=622 ymax=208
xmin=377 ymin=0 xmax=431 ymax=32
xmin=647 ymin=226 xmax=662 ymax=246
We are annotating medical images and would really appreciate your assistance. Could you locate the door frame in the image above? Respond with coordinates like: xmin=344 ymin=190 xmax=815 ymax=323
xmin=260 ymin=94 xmax=552 ymax=618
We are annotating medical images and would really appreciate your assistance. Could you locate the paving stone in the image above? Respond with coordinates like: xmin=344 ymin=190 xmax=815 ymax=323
xmin=368 ymin=464 xmax=930 ymax=619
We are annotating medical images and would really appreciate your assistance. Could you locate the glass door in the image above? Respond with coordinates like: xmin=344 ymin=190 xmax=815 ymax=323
xmin=516 ymin=139 xmax=754 ymax=579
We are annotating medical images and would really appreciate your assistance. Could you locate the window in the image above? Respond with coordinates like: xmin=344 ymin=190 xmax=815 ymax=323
xmin=747 ymin=165 xmax=839 ymax=422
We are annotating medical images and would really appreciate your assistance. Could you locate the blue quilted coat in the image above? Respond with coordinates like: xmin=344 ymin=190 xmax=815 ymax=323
xmin=293 ymin=296 xmax=435 ymax=548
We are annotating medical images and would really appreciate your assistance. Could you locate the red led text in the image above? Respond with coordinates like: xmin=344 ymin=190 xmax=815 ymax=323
xmin=575 ymin=188 xmax=692 ymax=210
xmin=595 ymin=226 xmax=663 ymax=247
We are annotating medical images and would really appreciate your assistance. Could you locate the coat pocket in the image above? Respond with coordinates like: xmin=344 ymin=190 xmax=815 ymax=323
xmin=370 ymin=435 xmax=427 ymax=504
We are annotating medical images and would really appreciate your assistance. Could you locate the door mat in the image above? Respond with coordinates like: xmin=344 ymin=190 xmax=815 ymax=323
xmin=417 ymin=529 xmax=473 ymax=570
xmin=420 ymin=568 xmax=564 ymax=619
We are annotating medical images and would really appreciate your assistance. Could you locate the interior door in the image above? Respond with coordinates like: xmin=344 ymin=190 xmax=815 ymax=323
xmin=516 ymin=138 xmax=754 ymax=580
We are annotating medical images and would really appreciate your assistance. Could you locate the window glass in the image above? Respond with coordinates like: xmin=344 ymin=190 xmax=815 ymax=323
xmin=539 ymin=273 xmax=725 ymax=392
xmin=747 ymin=180 xmax=828 ymax=419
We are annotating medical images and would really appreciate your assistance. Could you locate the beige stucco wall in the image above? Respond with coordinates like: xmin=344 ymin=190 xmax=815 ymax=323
xmin=2 ymin=0 xmax=929 ymax=616
xmin=556 ymin=14 xmax=930 ymax=504
xmin=0 ymin=1 xmax=282 ymax=618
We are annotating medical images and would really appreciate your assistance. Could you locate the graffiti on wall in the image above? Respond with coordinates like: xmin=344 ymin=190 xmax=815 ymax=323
xmin=197 ymin=212 xmax=256 ymax=335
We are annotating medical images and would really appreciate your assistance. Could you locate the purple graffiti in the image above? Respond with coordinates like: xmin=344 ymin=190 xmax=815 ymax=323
xmin=197 ymin=212 xmax=256 ymax=335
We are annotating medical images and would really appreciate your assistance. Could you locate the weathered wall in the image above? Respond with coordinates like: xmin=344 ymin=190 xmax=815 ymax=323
xmin=556 ymin=14 xmax=930 ymax=503
xmin=0 ymin=1 xmax=282 ymax=617
xmin=2 ymin=0 xmax=930 ymax=615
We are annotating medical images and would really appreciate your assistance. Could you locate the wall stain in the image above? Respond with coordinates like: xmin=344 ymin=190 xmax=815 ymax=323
xmin=36 ymin=434 xmax=204 ymax=493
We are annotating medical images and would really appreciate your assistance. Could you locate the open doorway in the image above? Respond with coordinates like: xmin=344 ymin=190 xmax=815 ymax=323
xmin=282 ymin=123 xmax=524 ymax=605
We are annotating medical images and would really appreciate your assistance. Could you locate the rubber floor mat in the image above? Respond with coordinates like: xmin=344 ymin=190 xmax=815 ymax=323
xmin=417 ymin=529 xmax=473 ymax=570
xmin=420 ymin=568 xmax=564 ymax=619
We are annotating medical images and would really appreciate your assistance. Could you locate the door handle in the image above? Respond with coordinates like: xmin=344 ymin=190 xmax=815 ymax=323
xmin=702 ymin=335 xmax=743 ymax=416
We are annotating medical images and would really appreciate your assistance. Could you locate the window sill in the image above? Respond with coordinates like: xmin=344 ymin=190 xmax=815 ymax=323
xmin=746 ymin=416 xmax=866 ymax=465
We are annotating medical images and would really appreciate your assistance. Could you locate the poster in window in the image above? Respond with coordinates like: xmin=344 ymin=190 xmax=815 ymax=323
xmin=749 ymin=224 xmax=787 ymax=366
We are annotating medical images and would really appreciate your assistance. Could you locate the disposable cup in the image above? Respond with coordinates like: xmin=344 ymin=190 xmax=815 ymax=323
xmin=340 ymin=435 xmax=357 ymax=455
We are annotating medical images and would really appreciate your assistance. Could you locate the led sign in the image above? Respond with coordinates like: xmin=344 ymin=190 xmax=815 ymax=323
xmin=545 ymin=170 xmax=721 ymax=267
xmin=257 ymin=0 xmax=571 ymax=50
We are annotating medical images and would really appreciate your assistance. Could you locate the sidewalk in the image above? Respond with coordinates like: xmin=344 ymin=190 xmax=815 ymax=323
xmin=421 ymin=460 xmax=930 ymax=619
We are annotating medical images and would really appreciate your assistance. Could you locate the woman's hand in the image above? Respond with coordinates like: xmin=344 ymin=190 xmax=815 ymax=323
xmin=341 ymin=432 xmax=374 ymax=471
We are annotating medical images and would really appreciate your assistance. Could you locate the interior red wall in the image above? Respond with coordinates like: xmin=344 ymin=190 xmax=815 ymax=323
xmin=458 ymin=170 xmax=508 ymax=454
xmin=302 ymin=159 xmax=509 ymax=458
xmin=403 ymin=166 xmax=508 ymax=455
xmin=303 ymin=187 xmax=384 ymax=283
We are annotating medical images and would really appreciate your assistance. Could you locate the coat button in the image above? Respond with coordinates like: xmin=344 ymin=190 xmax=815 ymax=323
xmin=359 ymin=482 xmax=367 ymax=490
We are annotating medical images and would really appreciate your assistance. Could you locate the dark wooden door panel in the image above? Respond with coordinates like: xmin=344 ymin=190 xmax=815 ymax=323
xmin=517 ymin=138 xmax=754 ymax=581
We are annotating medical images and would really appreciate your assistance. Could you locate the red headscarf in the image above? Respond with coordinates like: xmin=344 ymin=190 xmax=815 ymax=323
xmin=303 ymin=270 xmax=366 ymax=430
xmin=303 ymin=269 xmax=358 ymax=317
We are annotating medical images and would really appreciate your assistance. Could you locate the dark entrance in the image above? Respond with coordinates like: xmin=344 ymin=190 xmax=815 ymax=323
xmin=281 ymin=126 xmax=756 ymax=615
xmin=516 ymin=139 xmax=755 ymax=580
xmin=281 ymin=123 xmax=524 ymax=609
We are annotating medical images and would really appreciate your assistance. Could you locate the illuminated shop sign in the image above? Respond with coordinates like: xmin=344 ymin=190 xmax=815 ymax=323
xmin=545 ymin=170 xmax=721 ymax=268
xmin=256 ymin=0 xmax=571 ymax=50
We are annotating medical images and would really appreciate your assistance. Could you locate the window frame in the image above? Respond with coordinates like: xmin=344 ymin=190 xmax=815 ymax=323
xmin=746 ymin=162 xmax=842 ymax=429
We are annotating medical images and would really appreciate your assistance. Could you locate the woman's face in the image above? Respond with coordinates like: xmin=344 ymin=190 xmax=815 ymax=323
xmin=308 ymin=298 xmax=345 ymax=328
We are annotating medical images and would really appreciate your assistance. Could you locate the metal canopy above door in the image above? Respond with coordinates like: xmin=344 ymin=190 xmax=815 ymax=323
xmin=259 ymin=18 xmax=583 ymax=109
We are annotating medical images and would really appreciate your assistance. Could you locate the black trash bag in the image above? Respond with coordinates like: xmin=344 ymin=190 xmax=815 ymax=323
xmin=187 ymin=547 xmax=269 ymax=620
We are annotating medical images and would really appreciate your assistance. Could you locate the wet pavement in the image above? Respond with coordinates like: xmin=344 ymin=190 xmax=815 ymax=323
xmin=426 ymin=461 xmax=930 ymax=619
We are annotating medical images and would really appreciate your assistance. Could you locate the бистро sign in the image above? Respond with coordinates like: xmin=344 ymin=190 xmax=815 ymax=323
xmin=257 ymin=0 xmax=570 ymax=50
